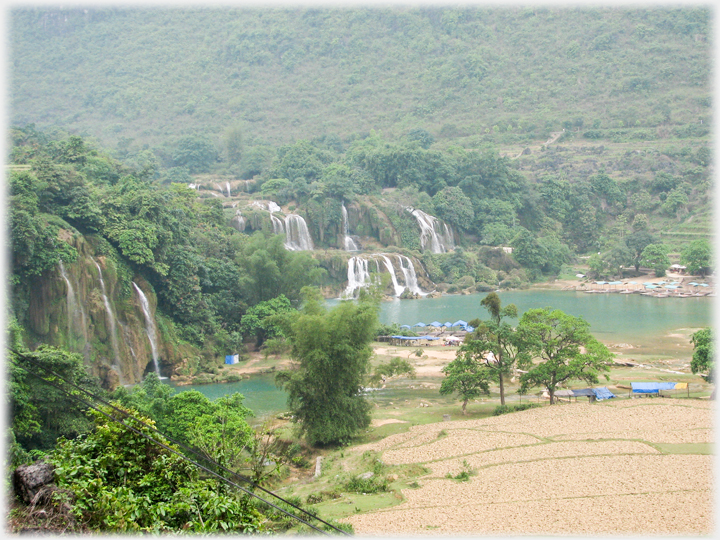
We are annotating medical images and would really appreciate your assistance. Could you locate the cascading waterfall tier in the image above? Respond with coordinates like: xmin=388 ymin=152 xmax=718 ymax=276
xmin=407 ymin=207 xmax=455 ymax=253
xmin=342 ymin=253 xmax=430 ymax=299
xmin=250 ymin=200 xmax=314 ymax=251
xmin=284 ymin=214 xmax=314 ymax=251
xmin=132 ymin=282 xmax=164 ymax=378
xmin=342 ymin=203 xmax=361 ymax=251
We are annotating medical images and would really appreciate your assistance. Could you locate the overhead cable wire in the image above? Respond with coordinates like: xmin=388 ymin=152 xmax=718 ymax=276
xmin=10 ymin=350 xmax=351 ymax=536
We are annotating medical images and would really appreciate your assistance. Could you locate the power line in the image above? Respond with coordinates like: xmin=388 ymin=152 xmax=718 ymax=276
xmin=10 ymin=350 xmax=351 ymax=536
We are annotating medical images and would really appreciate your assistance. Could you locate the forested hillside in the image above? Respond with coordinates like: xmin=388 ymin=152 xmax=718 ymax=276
xmin=11 ymin=7 xmax=711 ymax=154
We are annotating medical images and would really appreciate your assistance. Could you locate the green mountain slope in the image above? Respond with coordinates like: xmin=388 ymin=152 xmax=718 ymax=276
xmin=10 ymin=6 xmax=711 ymax=152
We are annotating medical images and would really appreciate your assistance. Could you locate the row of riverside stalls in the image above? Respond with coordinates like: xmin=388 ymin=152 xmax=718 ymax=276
xmin=380 ymin=320 xmax=475 ymax=347
xmin=553 ymin=382 xmax=689 ymax=403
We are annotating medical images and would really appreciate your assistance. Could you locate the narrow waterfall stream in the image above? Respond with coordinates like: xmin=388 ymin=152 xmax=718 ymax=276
xmin=93 ymin=259 xmax=123 ymax=381
xmin=132 ymin=282 xmax=164 ymax=378
xmin=58 ymin=261 xmax=88 ymax=342
xmin=342 ymin=203 xmax=361 ymax=251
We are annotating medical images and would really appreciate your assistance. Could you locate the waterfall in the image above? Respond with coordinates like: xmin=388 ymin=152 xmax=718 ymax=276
xmin=342 ymin=203 xmax=361 ymax=251
xmin=93 ymin=260 xmax=123 ymax=378
xmin=188 ymin=183 xmax=198 ymax=190
xmin=398 ymin=255 xmax=426 ymax=296
xmin=267 ymin=201 xmax=282 ymax=213
xmin=343 ymin=253 xmax=430 ymax=298
xmin=226 ymin=181 xmax=231 ymax=198
xmin=407 ymin=207 xmax=453 ymax=253
xmin=231 ymin=210 xmax=246 ymax=232
xmin=58 ymin=261 xmax=88 ymax=342
xmin=343 ymin=256 xmax=372 ymax=298
xmin=379 ymin=255 xmax=405 ymax=297
xmin=270 ymin=214 xmax=284 ymax=234
xmin=442 ymin=223 xmax=455 ymax=249
xmin=284 ymin=214 xmax=314 ymax=251
xmin=133 ymin=282 xmax=163 ymax=378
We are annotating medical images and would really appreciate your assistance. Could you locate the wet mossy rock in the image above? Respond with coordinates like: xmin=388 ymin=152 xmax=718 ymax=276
xmin=24 ymin=231 xmax=180 ymax=389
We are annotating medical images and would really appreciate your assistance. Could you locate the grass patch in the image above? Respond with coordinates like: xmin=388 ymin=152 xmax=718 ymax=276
xmin=654 ymin=442 xmax=713 ymax=455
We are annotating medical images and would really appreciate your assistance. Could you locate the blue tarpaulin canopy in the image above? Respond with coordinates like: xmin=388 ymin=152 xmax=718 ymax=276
xmin=413 ymin=322 xmax=427 ymax=327
xmin=429 ymin=321 xmax=443 ymax=327
xmin=400 ymin=324 xmax=412 ymax=329
xmin=443 ymin=322 xmax=453 ymax=327
xmin=592 ymin=387 xmax=616 ymax=400
xmin=452 ymin=320 xmax=468 ymax=327
xmin=631 ymin=382 xmax=677 ymax=393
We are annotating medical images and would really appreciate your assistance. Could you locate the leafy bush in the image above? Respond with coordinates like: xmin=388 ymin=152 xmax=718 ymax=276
xmin=344 ymin=476 xmax=389 ymax=494
xmin=49 ymin=405 xmax=264 ymax=533
xmin=492 ymin=403 xmax=540 ymax=416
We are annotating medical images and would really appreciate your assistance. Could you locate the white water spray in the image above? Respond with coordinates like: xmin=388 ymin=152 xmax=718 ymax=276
xmin=342 ymin=203 xmax=361 ymax=251
xmin=58 ymin=261 xmax=88 ymax=342
xmin=132 ymin=282 xmax=164 ymax=378
xmin=407 ymin=207 xmax=454 ymax=253
xmin=284 ymin=214 xmax=314 ymax=250
xmin=93 ymin=259 xmax=123 ymax=379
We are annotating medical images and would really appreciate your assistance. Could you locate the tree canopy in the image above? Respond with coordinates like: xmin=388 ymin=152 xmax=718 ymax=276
xmin=518 ymin=308 xmax=612 ymax=404
xmin=277 ymin=290 xmax=379 ymax=446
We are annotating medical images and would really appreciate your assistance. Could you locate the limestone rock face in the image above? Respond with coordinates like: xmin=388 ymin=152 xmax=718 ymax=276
xmin=25 ymin=233 xmax=176 ymax=388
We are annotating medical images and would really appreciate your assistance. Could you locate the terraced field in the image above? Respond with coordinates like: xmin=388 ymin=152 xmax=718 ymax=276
xmin=345 ymin=399 xmax=713 ymax=535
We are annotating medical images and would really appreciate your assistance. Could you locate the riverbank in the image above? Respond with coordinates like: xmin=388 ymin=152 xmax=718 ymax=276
xmin=532 ymin=269 xmax=714 ymax=297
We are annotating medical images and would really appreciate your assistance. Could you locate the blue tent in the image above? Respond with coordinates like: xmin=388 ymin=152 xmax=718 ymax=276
xmin=452 ymin=320 xmax=468 ymax=327
xmin=443 ymin=322 xmax=453 ymax=328
xmin=465 ymin=326 xmax=475 ymax=332
xmin=413 ymin=322 xmax=427 ymax=327
xmin=429 ymin=321 xmax=443 ymax=327
xmin=592 ymin=387 xmax=616 ymax=400
xmin=400 ymin=324 xmax=412 ymax=329
xmin=631 ymin=382 xmax=677 ymax=394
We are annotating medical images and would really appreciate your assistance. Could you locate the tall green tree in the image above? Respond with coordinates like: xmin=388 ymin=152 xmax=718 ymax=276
xmin=690 ymin=328 xmax=713 ymax=383
xmin=681 ymin=239 xmax=712 ymax=277
xmin=439 ymin=350 xmax=493 ymax=414
xmin=276 ymin=289 xmax=379 ymax=446
xmin=625 ymin=230 xmax=656 ymax=272
xmin=463 ymin=292 xmax=527 ymax=405
xmin=640 ymin=243 xmax=671 ymax=277
xmin=518 ymin=308 xmax=612 ymax=404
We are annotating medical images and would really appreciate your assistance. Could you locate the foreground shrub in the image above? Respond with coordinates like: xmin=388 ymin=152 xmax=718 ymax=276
xmin=492 ymin=403 xmax=540 ymax=416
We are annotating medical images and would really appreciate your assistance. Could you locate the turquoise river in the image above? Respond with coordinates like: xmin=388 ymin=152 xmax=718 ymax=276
xmin=170 ymin=290 xmax=713 ymax=417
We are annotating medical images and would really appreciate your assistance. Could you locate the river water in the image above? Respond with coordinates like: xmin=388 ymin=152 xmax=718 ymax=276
xmin=379 ymin=290 xmax=713 ymax=355
xmin=170 ymin=290 xmax=713 ymax=414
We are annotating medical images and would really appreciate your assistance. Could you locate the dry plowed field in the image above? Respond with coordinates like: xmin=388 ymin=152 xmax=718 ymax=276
xmin=346 ymin=399 xmax=714 ymax=535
